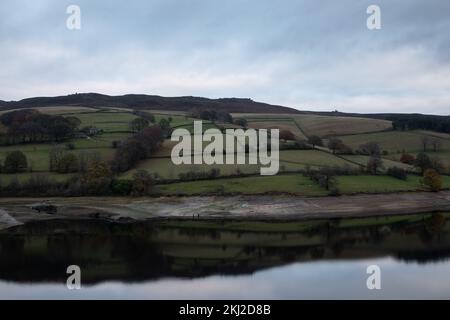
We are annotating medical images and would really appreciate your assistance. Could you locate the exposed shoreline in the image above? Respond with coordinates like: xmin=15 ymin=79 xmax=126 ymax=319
xmin=1 ymin=190 xmax=450 ymax=230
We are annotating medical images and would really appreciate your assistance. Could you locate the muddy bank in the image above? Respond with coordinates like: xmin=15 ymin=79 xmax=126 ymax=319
xmin=1 ymin=191 xmax=450 ymax=230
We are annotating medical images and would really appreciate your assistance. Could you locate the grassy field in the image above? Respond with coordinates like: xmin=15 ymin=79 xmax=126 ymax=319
xmin=173 ymin=122 xmax=219 ymax=134
xmin=151 ymin=113 xmax=194 ymax=128
xmin=73 ymin=111 xmax=138 ymax=133
xmin=0 ymin=147 xmax=115 ymax=172
xmin=387 ymin=150 xmax=450 ymax=174
xmin=294 ymin=115 xmax=392 ymax=137
xmin=120 ymin=149 xmax=361 ymax=179
xmin=155 ymin=174 xmax=328 ymax=196
xmin=340 ymin=155 xmax=415 ymax=172
xmin=155 ymin=173 xmax=450 ymax=196
xmin=335 ymin=175 xmax=427 ymax=194
xmin=245 ymin=118 xmax=307 ymax=140
xmin=0 ymin=172 xmax=76 ymax=186
xmin=233 ymin=113 xmax=392 ymax=138
xmin=338 ymin=131 xmax=450 ymax=154
xmin=0 ymin=106 xmax=98 ymax=115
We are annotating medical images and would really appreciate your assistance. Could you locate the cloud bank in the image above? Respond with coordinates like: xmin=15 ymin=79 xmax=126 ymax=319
xmin=0 ymin=0 xmax=449 ymax=114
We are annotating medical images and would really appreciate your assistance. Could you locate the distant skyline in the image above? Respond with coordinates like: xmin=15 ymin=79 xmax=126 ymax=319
xmin=1 ymin=0 xmax=449 ymax=114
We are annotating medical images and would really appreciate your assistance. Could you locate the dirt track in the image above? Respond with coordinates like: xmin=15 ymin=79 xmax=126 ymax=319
xmin=1 ymin=191 xmax=450 ymax=230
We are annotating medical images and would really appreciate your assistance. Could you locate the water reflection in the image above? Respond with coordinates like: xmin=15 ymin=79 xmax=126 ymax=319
xmin=0 ymin=213 xmax=449 ymax=286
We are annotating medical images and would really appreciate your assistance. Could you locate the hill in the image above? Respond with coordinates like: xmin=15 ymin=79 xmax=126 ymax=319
xmin=0 ymin=93 xmax=301 ymax=114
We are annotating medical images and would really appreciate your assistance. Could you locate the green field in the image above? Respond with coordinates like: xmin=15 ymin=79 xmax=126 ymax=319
xmin=336 ymin=175 xmax=425 ymax=194
xmin=155 ymin=173 xmax=450 ymax=196
xmin=0 ymin=172 xmax=76 ymax=186
xmin=388 ymin=150 xmax=450 ymax=173
xmin=72 ymin=111 xmax=138 ymax=133
xmin=0 ymin=106 xmax=98 ymax=115
xmin=340 ymin=155 xmax=415 ymax=172
xmin=338 ymin=131 xmax=450 ymax=154
xmin=245 ymin=118 xmax=307 ymax=140
xmin=151 ymin=113 xmax=194 ymax=128
xmin=155 ymin=174 xmax=328 ymax=196
xmin=120 ymin=149 xmax=361 ymax=180
xmin=294 ymin=114 xmax=392 ymax=137
xmin=234 ymin=113 xmax=392 ymax=138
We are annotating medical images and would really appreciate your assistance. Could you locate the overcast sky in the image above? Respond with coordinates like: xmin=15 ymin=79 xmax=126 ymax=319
xmin=0 ymin=0 xmax=449 ymax=114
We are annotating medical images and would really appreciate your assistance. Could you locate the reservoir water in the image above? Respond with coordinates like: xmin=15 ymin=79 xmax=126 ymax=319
xmin=1 ymin=213 xmax=449 ymax=299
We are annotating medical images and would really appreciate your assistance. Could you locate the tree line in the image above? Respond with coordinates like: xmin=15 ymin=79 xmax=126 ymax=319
xmin=379 ymin=114 xmax=450 ymax=134
xmin=0 ymin=109 xmax=81 ymax=144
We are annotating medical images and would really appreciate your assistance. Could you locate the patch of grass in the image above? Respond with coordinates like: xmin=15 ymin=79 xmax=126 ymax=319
xmin=388 ymin=151 xmax=450 ymax=174
xmin=0 ymin=149 xmax=50 ymax=171
xmin=151 ymin=114 xmax=194 ymax=128
xmin=173 ymin=122 xmax=219 ymax=134
xmin=71 ymin=112 xmax=138 ymax=133
xmin=336 ymin=175 xmax=450 ymax=194
xmin=294 ymin=115 xmax=392 ymax=137
xmin=0 ymin=106 xmax=98 ymax=115
xmin=233 ymin=113 xmax=391 ymax=138
xmin=279 ymin=150 xmax=359 ymax=168
xmin=0 ymin=146 xmax=115 ymax=172
xmin=338 ymin=131 xmax=450 ymax=154
xmin=69 ymin=133 xmax=132 ymax=149
xmin=154 ymin=174 xmax=328 ymax=196
xmin=121 ymin=157 xmax=262 ymax=179
xmin=0 ymin=173 xmax=75 ymax=186
xmin=122 ymin=149 xmax=359 ymax=180
xmin=340 ymin=155 xmax=415 ymax=172
xmin=246 ymin=119 xmax=307 ymax=140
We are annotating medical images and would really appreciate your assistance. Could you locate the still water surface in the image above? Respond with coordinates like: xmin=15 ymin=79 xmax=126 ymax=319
xmin=1 ymin=213 xmax=450 ymax=299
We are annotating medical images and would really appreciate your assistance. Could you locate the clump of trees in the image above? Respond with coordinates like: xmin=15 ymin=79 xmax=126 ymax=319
xmin=387 ymin=166 xmax=407 ymax=180
xmin=422 ymin=169 xmax=442 ymax=192
xmin=178 ymin=168 xmax=221 ymax=181
xmin=158 ymin=118 xmax=172 ymax=137
xmin=400 ymin=153 xmax=415 ymax=165
xmin=414 ymin=152 xmax=444 ymax=174
xmin=49 ymin=147 xmax=79 ymax=173
xmin=81 ymin=160 xmax=113 ymax=195
xmin=131 ymin=170 xmax=156 ymax=196
xmin=357 ymin=141 xmax=381 ymax=156
xmin=130 ymin=117 xmax=150 ymax=133
xmin=304 ymin=166 xmax=339 ymax=195
xmin=388 ymin=114 xmax=450 ymax=134
xmin=0 ymin=109 xmax=81 ymax=144
xmin=420 ymin=136 xmax=442 ymax=152
xmin=279 ymin=130 xmax=296 ymax=142
xmin=233 ymin=118 xmax=248 ymax=128
xmin=112 ymin=125 xmax=164 ymax=172
xmin=308 ymin=135 xmax=323 ymax=148
xmin=3 ymin=151 xmax=28 ymax=173
xmin=132 ymin=110 xmax=155 ymax=123
xmin=327 ymin=138 xmax=352 ymax=154
xmin=366 ymin=156 xmax=384 ymax=174
xmin=190 ymin=108 xmax=232 ymax=123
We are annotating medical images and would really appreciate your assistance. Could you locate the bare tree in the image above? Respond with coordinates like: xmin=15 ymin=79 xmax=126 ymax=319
xmin=421 ymin=136 xmax=429 ymax=152
xmin=430 ymin=138 xmax=441 ymax=152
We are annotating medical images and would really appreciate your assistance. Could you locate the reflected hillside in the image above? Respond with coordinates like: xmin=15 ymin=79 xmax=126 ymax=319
xmin=0 ymin=213 xmax=449 ymax=284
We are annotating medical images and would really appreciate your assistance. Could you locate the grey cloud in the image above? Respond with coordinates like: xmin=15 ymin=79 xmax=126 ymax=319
xmin=0 ymin=0 xmax=449 ymax=114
